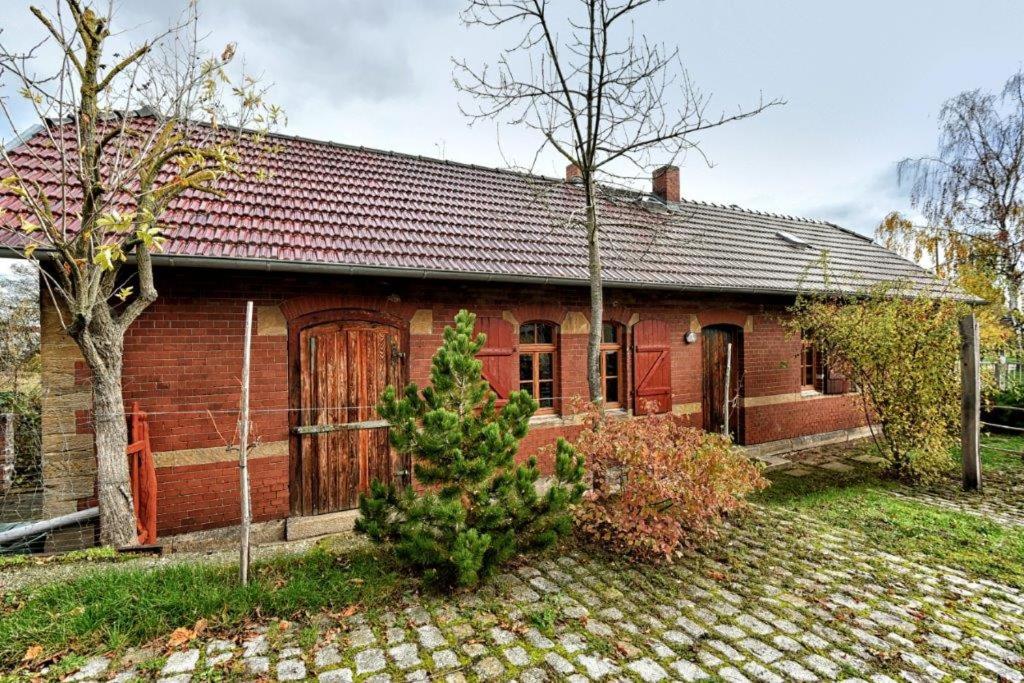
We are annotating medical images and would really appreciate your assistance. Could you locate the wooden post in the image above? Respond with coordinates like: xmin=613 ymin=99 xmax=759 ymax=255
xmin=723 ymin=342 xmax=732 ymax=438
xmin=959 ymin=313 xmax=981 ymax=491
xmin=238 ymin=302 xmax=254 ymax=585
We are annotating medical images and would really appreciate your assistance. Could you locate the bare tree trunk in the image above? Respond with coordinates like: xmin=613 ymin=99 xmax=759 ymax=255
xmin=87 ymin=330 xmax=136 ymax=548
xmin=585 ymin=180 xmax=603 ymax=404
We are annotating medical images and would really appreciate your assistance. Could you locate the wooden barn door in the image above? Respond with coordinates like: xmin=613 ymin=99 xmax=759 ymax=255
xmin=632 ymin=319 xmax=672 ymax=415
xmin=702 ymin=325 xmax=743 ymax=443
xmin=293 ymin=318 xmax=406 ymax=516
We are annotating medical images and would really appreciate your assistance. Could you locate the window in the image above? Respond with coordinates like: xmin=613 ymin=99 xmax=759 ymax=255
xmin=801 ymin=339 xmax=824 ymax=392
xmin=519 ymin=321 xmax=557 ymax=412
xmin=600 ymin=322 xmax=624 ymax=407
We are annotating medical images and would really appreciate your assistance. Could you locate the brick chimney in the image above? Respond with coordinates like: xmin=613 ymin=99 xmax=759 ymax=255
xmin=652 ymin=165 xmax=680 ymax=203
xmin=565 ymin=163 xmax=582 ymax=182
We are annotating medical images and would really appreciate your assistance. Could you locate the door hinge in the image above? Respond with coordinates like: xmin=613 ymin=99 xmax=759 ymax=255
xmin=293 ymin=419 xmax=390 ymax=435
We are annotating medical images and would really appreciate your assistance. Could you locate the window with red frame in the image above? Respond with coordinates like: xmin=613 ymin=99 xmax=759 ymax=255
xmin=600 ymin=322 xmax=625 ymax=407
xmin=519 ymin=321 xmax=557 ymax=412
xmin=801 ymin=339 xmax=824 ymax=391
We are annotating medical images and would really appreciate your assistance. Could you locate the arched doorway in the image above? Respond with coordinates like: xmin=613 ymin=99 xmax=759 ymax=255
xmin=702 ymin=324 xmax=744 ymax=443
xmin=288 ymin=310 xmax=408 ymax=516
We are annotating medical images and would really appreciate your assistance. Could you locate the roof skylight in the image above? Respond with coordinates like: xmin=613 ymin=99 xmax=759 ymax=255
xmin=776 ymin=230 xmax=812 ymax=249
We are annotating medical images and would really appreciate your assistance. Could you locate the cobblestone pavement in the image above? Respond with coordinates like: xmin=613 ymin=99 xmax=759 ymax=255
xmin=891 ymin=468 xmax=1024 ymax=528
xmin=56 ymin=505 xmax=1024 ymax=682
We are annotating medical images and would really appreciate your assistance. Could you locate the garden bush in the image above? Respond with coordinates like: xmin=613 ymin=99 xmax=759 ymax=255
xmin=789 ymin=282 xmax=962 ymax=483
xmin=571 ymin=404 xmax=767 ymax=561
xmin=356 ymin=310 xmax=585 ymax=588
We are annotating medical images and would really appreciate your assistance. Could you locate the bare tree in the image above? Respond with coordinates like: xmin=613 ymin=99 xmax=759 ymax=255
xmin=454 ymin=0 xmax=781 ymax=403
xmin=0 ymin=1 xmax=280 ymax=546
xmin=882 ymin=69 xmax=1024 ymax=313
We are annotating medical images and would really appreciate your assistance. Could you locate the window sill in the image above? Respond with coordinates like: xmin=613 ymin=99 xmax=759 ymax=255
xmin=800 ymin=388 xmax=822 ymax=398
xmin=528 ymin=407 xmax=629 ymax=428
xmin=529 ymin=413 xmax=568 ymax=427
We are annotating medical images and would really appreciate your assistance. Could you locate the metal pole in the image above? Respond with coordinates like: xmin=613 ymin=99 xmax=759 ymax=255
xmin=239 ymin=301 xmax=254 ymax=584
xmin=1 ymin=412 xmax=14 ymax=493
xmin=0 ymin=506 xmax=99 ymax=544
xmin=959 ymin=313 xmax=981 ymax=491
xmin=723 ymin=342 xmax=732 ymax=438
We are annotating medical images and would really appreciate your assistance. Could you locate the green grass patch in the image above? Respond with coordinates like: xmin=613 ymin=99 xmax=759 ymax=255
xmin=976 ymin=432 xmax=1024 ymax=472
xmin=0 ymin=546 xmax=125 ymax=570
xmin=0 ymin=544 xmax=406 ymax=669
xmin=757 ymin=454 xmax=1024 ymax=589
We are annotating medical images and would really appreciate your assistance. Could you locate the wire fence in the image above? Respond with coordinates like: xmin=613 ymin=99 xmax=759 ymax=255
xmin=1 ymin=317 xmax=1017 ymax=558
xmin=0 ymin=408 xmax=46 ymax=554
xmin=982 ymin=358 xmax=1024 ymax=389
xmin=0 ymin=384 xmax=705 ymax=559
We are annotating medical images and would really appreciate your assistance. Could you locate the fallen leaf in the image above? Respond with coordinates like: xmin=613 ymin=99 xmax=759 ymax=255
xmin=167 ymin=627 xmax=195 ymax=648
xmin=22 ymin=645 xmax=43 ymax=662
xmin=278 ymin=620 xmax=291 ymax=631
xmin=340 ymin=605 xmax=359 ymax=618
xmin=193 ymin=618 xmax=208 ymax=636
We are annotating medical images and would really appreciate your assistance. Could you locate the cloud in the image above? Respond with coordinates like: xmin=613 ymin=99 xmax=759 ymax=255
xmin=115 ymin=0 xmax=460 ymax=104
xmin=803 ymin=164 xmax=916 ymax=237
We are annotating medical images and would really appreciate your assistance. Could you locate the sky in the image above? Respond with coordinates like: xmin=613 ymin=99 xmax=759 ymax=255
xmin=1 ymin=0 xmax=1024 ymax=244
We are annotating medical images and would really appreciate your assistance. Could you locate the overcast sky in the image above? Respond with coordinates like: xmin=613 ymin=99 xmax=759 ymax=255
xmin=2 ymin=0 xmax=1024 ymax=241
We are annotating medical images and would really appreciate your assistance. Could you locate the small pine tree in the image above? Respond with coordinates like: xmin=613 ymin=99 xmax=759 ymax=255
xmin=356 ymin=309 xmax=585 ymax=587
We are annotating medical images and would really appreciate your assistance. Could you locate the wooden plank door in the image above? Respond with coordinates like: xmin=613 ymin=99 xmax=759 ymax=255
xmin=632 ymin=319 xmax=672 ymax=415
xmin=295 ymin=320 xmax=406 ymax=516
xmin=702 ymin=325 xmax=743 ymax=442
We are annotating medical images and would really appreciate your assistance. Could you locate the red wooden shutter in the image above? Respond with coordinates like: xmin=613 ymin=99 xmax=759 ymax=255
xmin=633 ymin=319 xmax=672 ymax=415
xmin=825 ymin=363 xmax=849 ymax=395
xmin=475 ymin=317 xmax=517 ymax=405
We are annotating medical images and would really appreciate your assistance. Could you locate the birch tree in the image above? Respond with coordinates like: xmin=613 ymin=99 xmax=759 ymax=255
xmin=880 ymin=69 xmax=1024 ymax=314
xmin=0 ymin=1 xmax=280 ymax=546
xmin=454 ymin=0 xmax=781 ymax=403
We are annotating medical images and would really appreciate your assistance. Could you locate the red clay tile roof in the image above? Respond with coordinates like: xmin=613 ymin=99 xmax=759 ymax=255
xmin=0 ymin=115 xmax=946 ymax=296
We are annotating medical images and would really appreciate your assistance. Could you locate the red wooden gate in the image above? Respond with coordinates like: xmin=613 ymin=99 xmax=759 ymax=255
xmin=126 ymin=403 xmax=157 ymax=545
xmin=632 ymin=319 xmax=672 ymax=415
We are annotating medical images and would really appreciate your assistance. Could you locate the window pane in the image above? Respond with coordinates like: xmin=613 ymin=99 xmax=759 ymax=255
xmin=604 ymin=350 xmax=618 ymax=376
xmin=519 ymin=381 xmax=533 ymax=395
xmin=538 ymin=352 xmax=553 ymax=380
xmin=602 ymin=323 xmax=617 ymax=343
xmin=536 ymin=323 xmax=554 ymax=344
xmin=538 ymin=380 xmax=554 ymax=407
xmin=519 ymin=354 xmax=533 ymax=382
xmin=519 ymin=323 xmax=536 ymax=344
xmin=605 ymin=377 xmax=618 ymax=402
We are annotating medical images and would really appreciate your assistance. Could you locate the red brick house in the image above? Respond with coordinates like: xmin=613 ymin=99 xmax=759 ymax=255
xmin=1 ymin=122 xmax=941 ymax=546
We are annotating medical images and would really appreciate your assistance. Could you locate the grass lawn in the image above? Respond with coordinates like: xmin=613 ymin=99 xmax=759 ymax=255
xmin=755 ymin=432 xmax=1024 ymax=590
xmin=0 ymin=541 xmax=407 ymax=669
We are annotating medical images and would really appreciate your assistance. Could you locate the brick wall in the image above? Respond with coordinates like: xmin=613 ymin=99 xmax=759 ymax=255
xmin=40 ymin=267 xmax=866 ymax=537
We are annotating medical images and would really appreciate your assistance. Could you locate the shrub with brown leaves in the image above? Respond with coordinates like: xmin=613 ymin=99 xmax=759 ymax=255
xmin=571 ymin=403 xmax=768 ymax=561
